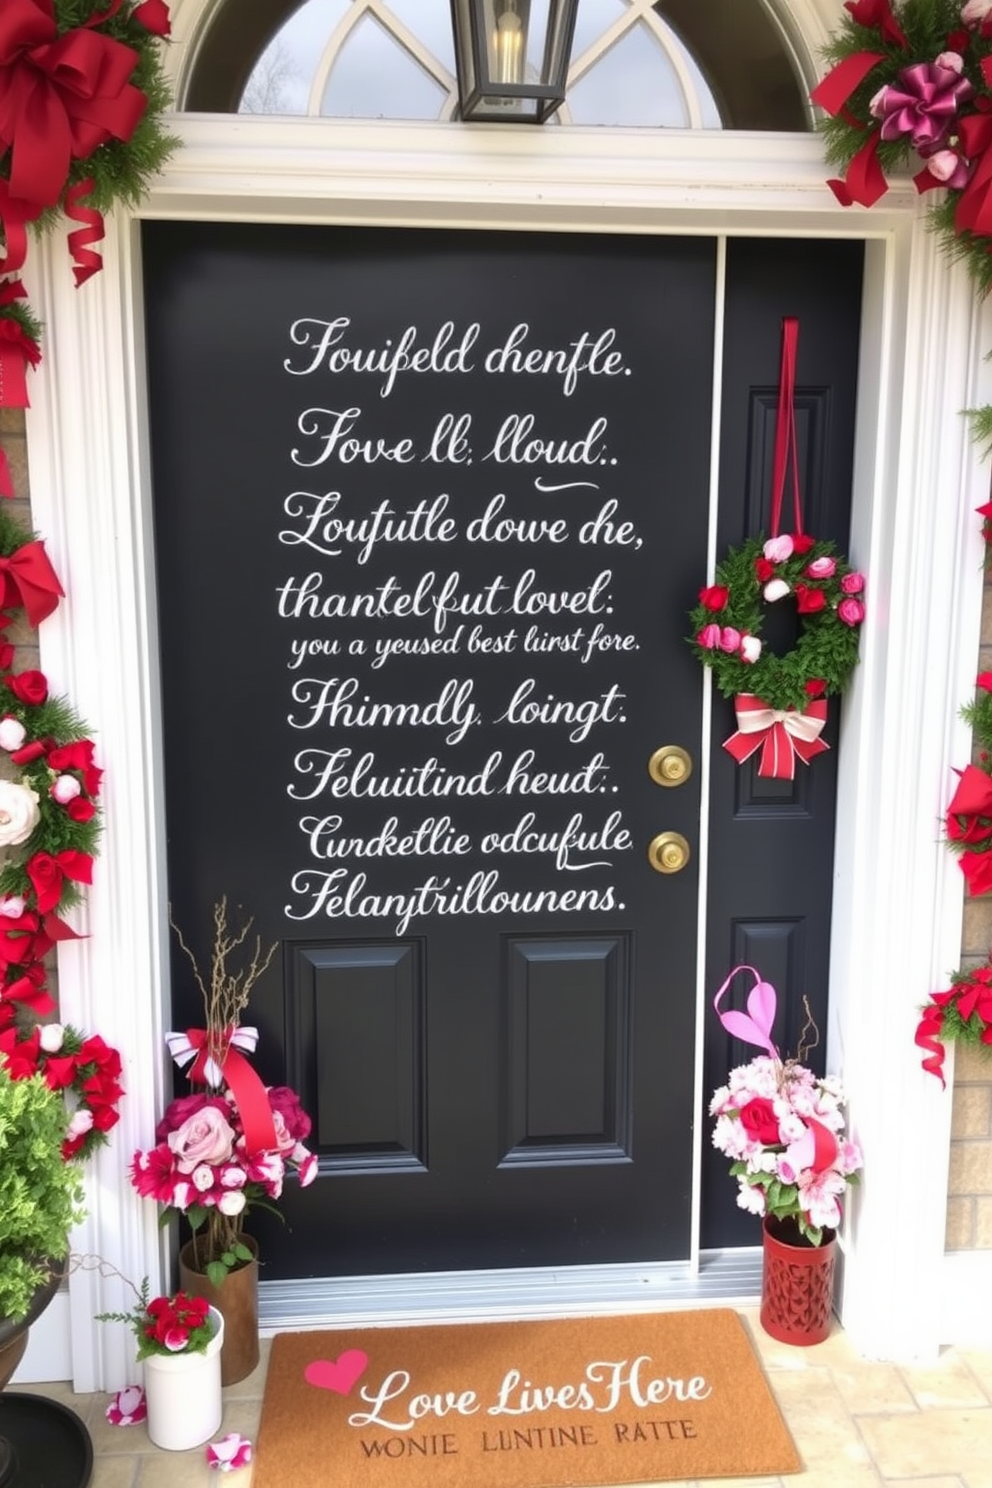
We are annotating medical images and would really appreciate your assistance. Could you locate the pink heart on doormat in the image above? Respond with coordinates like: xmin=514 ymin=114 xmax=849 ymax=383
xmin=304 ymin=1350 xmax=369 ymax=1395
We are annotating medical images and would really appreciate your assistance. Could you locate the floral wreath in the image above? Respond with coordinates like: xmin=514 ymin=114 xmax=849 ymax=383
xmin=688 ymin=532 xmax=867 ymax=713
xmin=813 ymin=0 xmax=992 ymax=442
xmin=0 ymin=503 xmax=121 ymax=1154
xmin=0 ymin=0 xmax=175 ymax=477
xmin=0 ymin=1019 xmax=122 ymax=1159
xmin=916 ymin=956 xmax=992 ymax=1087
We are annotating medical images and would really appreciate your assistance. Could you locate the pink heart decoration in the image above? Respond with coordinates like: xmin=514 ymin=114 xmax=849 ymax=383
xmin=713 ymin=964 xmax=779 ymax=1058
xmin=304 ymin=1350 xmax=369 ymax=1395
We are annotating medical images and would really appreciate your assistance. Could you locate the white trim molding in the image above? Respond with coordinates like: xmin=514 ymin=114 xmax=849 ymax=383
xmin=20 ymin=107 xmax=988 ymax=1382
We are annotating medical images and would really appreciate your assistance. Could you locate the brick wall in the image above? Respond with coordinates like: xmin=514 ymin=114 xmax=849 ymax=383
xmin=946 ymin=579 xmax=992 ymax=1250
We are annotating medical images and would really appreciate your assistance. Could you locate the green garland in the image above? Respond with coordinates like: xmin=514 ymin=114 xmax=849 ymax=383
xmin=687 ymin=535 xmax=866 ymax=713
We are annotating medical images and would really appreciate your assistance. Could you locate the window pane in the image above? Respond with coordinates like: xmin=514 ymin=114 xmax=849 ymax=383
xmin=386 ymin=0 xmax=456 ymax=73
xmin=572 ymin=0 xmax=628 ymax=59
xmin=321 ymin=13 xmax=447 ymax=119
xmin=568 ymin=21 xmax=700 ymax=127
xmin=240 ymin=0 xmax=350 ymax=115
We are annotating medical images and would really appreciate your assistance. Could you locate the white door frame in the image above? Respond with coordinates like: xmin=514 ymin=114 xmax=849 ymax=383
xmin=19 ymin=5 xmax=992 ymax=1387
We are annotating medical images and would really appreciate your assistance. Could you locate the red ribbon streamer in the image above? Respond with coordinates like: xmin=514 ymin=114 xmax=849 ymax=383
xmin=182 ymin=1028 xmax=278 ymax=1157
xmin=0 ymin=276 xmax=41 ymax=411
xmin=956 ymin=113 xmax=992 ymax=237
xmin=826 ymin=132 xmax=889 ymax=208
xmin=810 ymin=50 xmax=887 ymax=119
xmin=0 ymin=0 xmax=147 ymax=211
xmin=0 ymin=181 xmax=39 ymax=277
xmin=0 ymin=539 xmax=64 ymax=624
xmin=770 ymin=317 xmax=802 ymax=539
xmin=64 ymin=178 xmax=104 ymax=286
xmin=723 ymin=695 xmax=830 ymax=779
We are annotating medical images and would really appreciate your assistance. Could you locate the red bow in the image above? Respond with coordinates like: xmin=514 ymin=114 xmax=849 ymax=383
xmin=722 ymin=694 xmax=830 ymax=779
xmin=180 ymin=1028 xmax=278 ymax=1156
xmin=0 ymin=539 xmax=64 ymax=624
xmin=946 ymin=762 xmax=992 ymax=848
xmin=26 ymin=849 xmax=93 ymax=914
xmin=0 ymin=0 xmax=147 ymax=211
xmin=955 ymin=103 xmax=992 ymax=238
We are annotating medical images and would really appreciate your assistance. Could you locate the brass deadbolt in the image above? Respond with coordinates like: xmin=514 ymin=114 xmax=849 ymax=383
xmin=647 ymin=831 xmax=691 ymax=874
xmin=648 ymin=746 xmax=693 ymax=787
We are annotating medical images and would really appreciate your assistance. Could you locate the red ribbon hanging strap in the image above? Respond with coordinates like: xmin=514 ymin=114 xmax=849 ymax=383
xmin=770 ymin=317 xmax=802 ymax=540
xmin=180 ymin=1027 xmax=278 ymax=1157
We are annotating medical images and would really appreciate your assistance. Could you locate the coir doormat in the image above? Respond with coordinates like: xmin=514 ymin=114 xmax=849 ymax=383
xmin=253 ymin=1310 xmax=800 ymax=1488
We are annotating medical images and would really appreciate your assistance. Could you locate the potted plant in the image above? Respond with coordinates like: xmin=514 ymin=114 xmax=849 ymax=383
xmin=0 ymin=1061 xmax=85 ymax=1372
xmin=98 ymin=1279 xmax=224 ymax=1450
xmin=129 ymin=897 xmax=317 ymax=1384
xmin=709 ymin=965 xmax=863 ymax=1345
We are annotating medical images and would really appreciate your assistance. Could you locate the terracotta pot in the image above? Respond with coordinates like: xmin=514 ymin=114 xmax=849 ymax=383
xmin=143 ymin=1305 xmax=224 ymax=1450
xmin=760 ymin=1215 xmax=837 ymax=1346
xmin=179 ymin=1235 xmax=259 ymax=1386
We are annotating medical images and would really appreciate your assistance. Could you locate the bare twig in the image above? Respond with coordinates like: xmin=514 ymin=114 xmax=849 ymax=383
xmin=169 ymin=896 xmax=277 ymax=1065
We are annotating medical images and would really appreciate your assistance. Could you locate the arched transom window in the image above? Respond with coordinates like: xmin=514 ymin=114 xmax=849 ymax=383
xmin=184 ymin=0 xmax=809 ymax=131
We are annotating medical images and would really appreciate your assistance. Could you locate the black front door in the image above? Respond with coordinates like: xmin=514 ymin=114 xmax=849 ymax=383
xmin=143 ymin=225 xmax=862 ymax=1277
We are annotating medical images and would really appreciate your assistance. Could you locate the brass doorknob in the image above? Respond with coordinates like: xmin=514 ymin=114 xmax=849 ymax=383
xmin=647 ymin=831 xmax=691 ymax=874
xmin=648 ymin=745 xmax=693 ymax=787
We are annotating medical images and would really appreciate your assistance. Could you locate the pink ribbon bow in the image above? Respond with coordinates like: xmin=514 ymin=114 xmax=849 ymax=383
xmin=165 ymin=1025 xmax=277 ymax=1156
xmin=713 ymin=964 xmax=780 ymax=1058
xmin=723 ymin=694 xmax=829 ymax=779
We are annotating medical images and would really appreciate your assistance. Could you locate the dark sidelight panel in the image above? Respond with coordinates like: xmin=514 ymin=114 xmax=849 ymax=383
xmin=287 ymin=941 xmax=427 ymax=1172
xmin=701 ymin=237 xmax=864 ymax=1249
xmin=500 ymin=935 xmax=632 ymax=1165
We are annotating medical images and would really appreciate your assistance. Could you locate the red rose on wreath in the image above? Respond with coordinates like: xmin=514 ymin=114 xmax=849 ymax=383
xmin=738 ymin=1097 xmax=781 ymax=1145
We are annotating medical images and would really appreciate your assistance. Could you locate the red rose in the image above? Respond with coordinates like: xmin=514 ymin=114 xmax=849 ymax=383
xmin=7 ymin=670 xmax=48 ymax=706
xmin=133 ymin=0 xmax=172 ymax=34
xmin=66 ymin=798 xmax=97 ymax=823
xmin=754 ymin=558 xmax=775 ymax=582
xmin=978 ymin=673 xmax=992 ymax=693
xmin=48 ymin=741 xmax=102 ymax=797
xmin=795 ymin=584 xmax=827 ymax=614
xmin=699 ymin=585 xmax=729 ymax=611
xmin=960 ymin=850 xmax=992 ymax=896
xmin=805 ymin=678 xmax=827 ymax=698
xmin=791 ymin=533 xmax=816 ymax=554
xmin=267 ymin=1085 xmax=312 ymax=1144
xmin=738 ymin=1097 xmax=781 ymax=1145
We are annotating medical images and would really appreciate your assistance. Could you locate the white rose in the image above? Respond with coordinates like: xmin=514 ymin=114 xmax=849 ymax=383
xmin=763 ymin=578 xmax=791 ymax=603
xmin=962 ymin=0 xmax=992 ymax=28
xmin=740 ymin=635 xmax=763 ymax=664
xmin=0 ymin=780 xmax=40 ymax=846
xmin=66 ymin=1108 xmax=94 ymax=1140
xmin=51 ymin=774 xmax=81 ymax=804
xmin=39 ymin=1023 xmax=65 ymax=1053
xmin=217 ymin=1189 xmax=247 ymax=1216
xmin=0 ymin=717 xmax=25 ymax=752
xmin=0 ymin=895 xmax=26 ymax=918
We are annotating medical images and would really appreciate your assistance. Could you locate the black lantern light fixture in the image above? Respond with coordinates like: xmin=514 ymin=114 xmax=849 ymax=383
xmin=449 ymin=0 xmax=579 ymax=124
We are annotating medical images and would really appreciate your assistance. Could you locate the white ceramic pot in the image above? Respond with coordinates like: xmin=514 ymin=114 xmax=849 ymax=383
xmin=142 ymin=1305 xmax=224 ymax=1450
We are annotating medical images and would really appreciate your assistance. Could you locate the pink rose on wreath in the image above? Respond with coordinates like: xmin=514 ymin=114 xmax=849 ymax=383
xmin=837 ymin=598 xmax=866 ymax=627
xmin=763 ymin=535 xmax=794 ymax=563
xmin=719 ymin=627 xmax=742 ymax=652
xmin=696 ymin=624 xmax=721 ymax=649
xmin=840 ymin=571 xmax=865 ymax=594
xmin=167 ymin=1107 xmax=236 ymax=1172
xmin=805 ymin=556 xmax=837 ymax=579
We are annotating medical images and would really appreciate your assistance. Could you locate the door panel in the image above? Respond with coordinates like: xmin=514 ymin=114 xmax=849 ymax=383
xmin=144 ymin=224 xmax=716 ymax=1275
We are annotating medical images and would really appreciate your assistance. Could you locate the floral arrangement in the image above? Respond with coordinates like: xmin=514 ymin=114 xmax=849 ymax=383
xmin=0 ymin=0 xmax=176 ymax=400
xmin=688 ymin=533 xmax=866 ymax=711
xmin=98 ymin=1276 xmax=216 ymax=1360
xmin=812 ymin=0 xmax=992 ymax=442
xmin=916 ymin=954 xmax=992 ymax=1084
xmin=710 ymin=966 xmax=863 ymax=1246
xmin=130 ymin=898 xmax=317 ymax=1286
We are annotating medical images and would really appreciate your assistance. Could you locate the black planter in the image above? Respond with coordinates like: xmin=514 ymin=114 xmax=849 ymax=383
xmin=0 ymin=1256 xmax=93 ymax=1488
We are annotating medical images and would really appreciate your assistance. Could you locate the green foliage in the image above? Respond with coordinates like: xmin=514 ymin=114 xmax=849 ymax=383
xmin=0 ymin=1063 xmax=85 ymax=1322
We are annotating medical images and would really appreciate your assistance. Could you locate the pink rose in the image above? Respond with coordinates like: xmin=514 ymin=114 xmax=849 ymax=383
xmin=51 ymin=774 xmax=82 ymax=804
xmin=805 ymin=556 xmax=836 ymax=579
xmin=267 ymin=1086 xmax=312 ymax=1144
xmin=156 ymin=1093 xmax=229 ymax=1141
xmin=840 ymin=571 xmax=865 ymax=594
xmin=837 ymin=598 xmax=865 ymax=627
xmin=167 ymin=1106 xmax=236 ymax=1173
xmin=719 ymin=627 xmax=741 ymax=652
xmin=297 ymin=1150 xmax=319 ymax=1187
xmin=962 ymin=0 xmax=992 ymax=28
xmin=697 ymin=624 xmax=721 ymax=649
xmin=763 ymin=535 xmax=794 ymax=563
